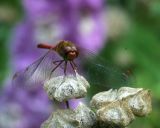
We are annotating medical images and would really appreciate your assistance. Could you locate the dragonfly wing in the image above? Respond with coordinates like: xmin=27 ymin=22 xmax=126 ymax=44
xmin=12 ymin=50 xmax=64 ymax=87
xmin=73 ymin=47 xmax=135 ymax=93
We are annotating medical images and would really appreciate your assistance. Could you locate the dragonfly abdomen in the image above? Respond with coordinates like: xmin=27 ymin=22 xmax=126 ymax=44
xmin=37 ymin=43 xmax=55 ymax=50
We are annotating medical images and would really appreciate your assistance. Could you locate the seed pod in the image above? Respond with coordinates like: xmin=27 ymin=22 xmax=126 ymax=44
xmin=41 ymin=109 xmax=79 ymax=128
xmin=90 ymin=89 xmax=118 ymax=110
xmin=117 ymin=87 xmax=143 ymax=100
xmin=117 ymin=87 xmax=152 ymax=116
xmin=44 ymin=73 xmax=90 ymax=102
xmin=127 ymin=90 xmax=152 ymax=116
xmin=75 ymin=103 xmax=97 ymax=128
xmin=97 ymin=101 xmax=135 ymax=128
xmin=41 ymin=103 xmax=96 ymax=128
xmin=90 ymin=87 xmax=152 ymax=128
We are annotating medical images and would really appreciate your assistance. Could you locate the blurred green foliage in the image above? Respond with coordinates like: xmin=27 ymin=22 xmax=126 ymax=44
xmin=106 ymin=0 xmax=160 ymax=91
xmin=0 ymin=0 xmax=22 ymax=85
xmin=105 ymin=0 xmax=160 ymax=128
xmin=0 ymin=23 xmax=10 ymax=84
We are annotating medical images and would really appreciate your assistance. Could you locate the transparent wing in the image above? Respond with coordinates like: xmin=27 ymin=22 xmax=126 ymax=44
xmin=12 ymin=49 xmax=64 ymax=88
xmin=12 ymin=44 xmax=135 ymax=93
xmin=73 ymin=47 xmax=136 ymax=95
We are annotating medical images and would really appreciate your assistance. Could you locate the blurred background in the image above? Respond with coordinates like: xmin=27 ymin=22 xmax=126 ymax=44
xmin=0 ymin=0 xmax=160 ymax=128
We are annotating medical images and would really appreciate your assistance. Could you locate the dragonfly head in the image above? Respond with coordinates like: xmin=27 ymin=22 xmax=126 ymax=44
xmin=56 ymin=40 xmax=79 ymax=61
xmin=65 ymin=46 xmax=79 ymax=61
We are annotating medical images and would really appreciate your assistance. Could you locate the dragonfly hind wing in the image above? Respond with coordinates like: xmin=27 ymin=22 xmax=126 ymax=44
xmin=73 ymin=47 xmax=135 ymax=94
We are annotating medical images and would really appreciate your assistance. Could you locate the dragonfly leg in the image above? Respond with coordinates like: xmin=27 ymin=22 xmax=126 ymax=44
xmin=53 ymin=60 xmax=63 ymax=65
xmin=64 ymin=61 xmax=70 ymax=109
xmin=72 ymin=61 xmax=77 ymax=71
xmin=49 ymin=60 xmax=64 ymax=79
xmin=64 ymin=61 xmax=68 ymax=76
xmin=70 ymin=61 xmax=77 ymax=73
xmin=53 ymin=60 xmax=65 ymax=70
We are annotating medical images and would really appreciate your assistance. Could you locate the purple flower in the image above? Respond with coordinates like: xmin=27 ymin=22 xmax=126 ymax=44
xmin=0 ymin=83 xmax=52 ymax=128
xmin=0 ymin=0 xmax=107 ymax=128
xmin=11 ymin=21 xmax=38 ymax=70
xmin=22 ymin=0 xmax=107 ymax=52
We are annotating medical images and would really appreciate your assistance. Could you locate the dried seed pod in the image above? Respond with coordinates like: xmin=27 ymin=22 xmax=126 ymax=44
xmin=90 ymin=89 xmax=118 ymax=109
xmin=89 ymin=87 xmax=152 ymax=128
xmin=44 ymin=73 xmax=90 ymax=102
xmin=75 ymin=103 xmax=97 ymax=128
xmin=41 ymin=103 xmax=96 ymax=128
xmin=117 ymin=87 xmax=152 ymax=116
xmin=117 ymin=87 xmax=143 ymax=100
xmin=127 ymin=90 xmax=152 ymax=116
xmin=41 ymin=109 xmax=79 ymax=128
xmin=97 ymin=101 xmax=135 ymax=128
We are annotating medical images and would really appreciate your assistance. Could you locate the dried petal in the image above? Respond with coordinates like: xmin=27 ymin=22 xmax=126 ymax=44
xmin=44 ymin=73 xmax=90 ymax=102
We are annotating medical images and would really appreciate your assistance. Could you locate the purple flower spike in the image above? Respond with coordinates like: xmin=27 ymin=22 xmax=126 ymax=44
xmin=77 ymin=13 xmax=106 ymax=52
xmin=22 ymin=0 xmax=107 ymax=53
xmin=11 ymin=21 xmax=40 ymax=70
xmin=0 ymin=84 xmax=52 ymax=128
xmin=0 ymin=0 xmax=107 ymax=127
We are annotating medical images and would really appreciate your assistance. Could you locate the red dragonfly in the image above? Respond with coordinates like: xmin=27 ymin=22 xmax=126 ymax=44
xmin=13 ymin=40 xmax=133 ymax=92
xmin=35 ymin=40 xmax=79 ymax=76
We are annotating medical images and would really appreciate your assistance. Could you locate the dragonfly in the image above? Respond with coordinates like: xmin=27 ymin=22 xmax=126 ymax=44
xmin=13 ymin=40 xmax=133 ymax=96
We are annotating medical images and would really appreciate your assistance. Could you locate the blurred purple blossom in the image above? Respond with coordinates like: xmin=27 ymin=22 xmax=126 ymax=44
xmin=22 ymin=0 xmax=107 ymax=52
xmin=0 ymin=84 xmax=51 ymax=128
xmin=0 ymin=0 xmax=107 ymax=128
